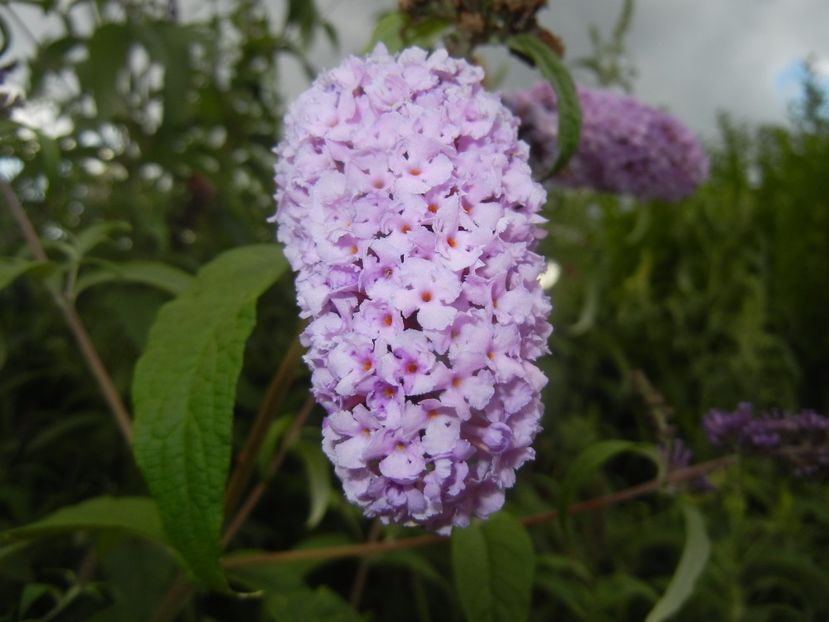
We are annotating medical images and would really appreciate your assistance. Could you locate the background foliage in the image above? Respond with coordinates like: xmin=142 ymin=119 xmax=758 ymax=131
xmin=1 ymin=1 xmax=827 ymax=620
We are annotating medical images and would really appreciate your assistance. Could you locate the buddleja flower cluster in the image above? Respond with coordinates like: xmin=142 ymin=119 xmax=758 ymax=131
xmin=503 ymin=82 xmax=709 ymax=202
xmin=273 ymin=45 xmax=551 ymax=532
xmin=705 ymin=403 xmax=829 ymax=475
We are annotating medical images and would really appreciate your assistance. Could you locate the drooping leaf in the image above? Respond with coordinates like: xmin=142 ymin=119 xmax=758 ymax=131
xmin=405 ymin=17 xmax=451 ymax=49
xmin=286 ymin=0 xmax=320 ymax=47
xmin=256 ymin=416 xmax=296 ymax=477
xmin=293 ymin=440 xmax=332 ymax=529
xmin=92 ymin=537 xmax=178 ymax=622
xmin=35 ymin=129 xmax=61 ymax=187
xmin=76 ymin=23 xmax=132 ymax=119
xmin=132 ymin=244 xmax=289 ymax=589
xmin=28 ymin=35 xmax=82 ymax=93
xmin=75 ymin=260 xmax=193 ymax=297
xmin=451 ymin=512 xmax=535 ymax=622
xmin=645 ymin=503 xmax=711 ymax=622
xmin=0 ymin=257 xmax=47 ymax=291
xmin=558 ymin=440 xmax=662 ymax=532
xmin=137 ymin=22 xmax=205 ymax=127
xmin=367 ymin=12 xmax=406 ymax=53
xmin=72 ymin=221 xmax=132 ymax=258
xmin=266 ymin=586 xmax=365 ymax=622
xmin=19 ymin=582 xmax=60 ymax=619
xmin=3 ymin=496 xmax=165 ymax=545
xmin=506 ymin=33 xmax=582 ymax=177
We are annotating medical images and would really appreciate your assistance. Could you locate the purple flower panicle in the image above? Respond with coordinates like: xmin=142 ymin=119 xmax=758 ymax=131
xmin=273 ymin=46 xmax=552 ymax=533
xmin=705 ymin=403 xmax=829 ymax=475
xmin=503 ymin=82 xmax=709 ymax=202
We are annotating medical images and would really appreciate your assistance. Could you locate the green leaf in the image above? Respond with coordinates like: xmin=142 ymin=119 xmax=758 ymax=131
xmin=72 ymin=221 xmax=132 ymax=258
xmin=405 ymin=17 xmax=451 ymax=49
xmin=293 ymin=440 xmax=332 ymax=529
xmin=645 ymin=504 xmax=711 ymax=622
xmin=19 ymin=582 xmax=60 ymax=618
xmin=76 ymin=23 xmax=132 ymax=119
xmin=137 ymin=22 xmax=204 ymax=127
xmin=368 ymin=550 xmax=446 ymax=590
xmin=505 ymin=34 xmax=582 ymax=177
xmin=91 ymin=537 xmax=178 ymax=622
xmin=132 ymin=244 xmax=288 ymax=590
xmin=76 ymin=260 xmax=193 ymax=297
xmin=3 ymin=496 xmax=165 ymax=545
xmin=367 ymin=12 xmax=405 ymax=53
xmin=451 ymin=512 xmax=534 ymax=622
xmin=0 ymin=257 xmax=45 ymax=291
xmin=256 ymin=416 xmax=295 ymax=477
xmin=558 ymin=440 xmax=662 ymax=532
xmin=36 ymin=129 xmax=61 ymax=187
xmin=28 ymin=35 xmax=82 ymax=93
xmin=266 ymin=586 xmax=364 ymax=622
xmin=286 ymin=0 xmax=320 ymax=47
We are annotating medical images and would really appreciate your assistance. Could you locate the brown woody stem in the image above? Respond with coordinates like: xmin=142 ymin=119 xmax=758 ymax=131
xmin=1 ymin=177 xmax=133 ymax=443
xmin=222 ymin=393 xmax=316 ymax=547
xmin=224 ymin=333 xmax=303 ymax=515
xmin=223 ymin=454 xmax=736 ymax=568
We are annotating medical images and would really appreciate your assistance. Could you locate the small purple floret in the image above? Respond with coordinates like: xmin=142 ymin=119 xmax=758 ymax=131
xmin=503 ymin=82 xmax=709 ymax=202
xmin=273 ymin=46 xmax=552 ymax=533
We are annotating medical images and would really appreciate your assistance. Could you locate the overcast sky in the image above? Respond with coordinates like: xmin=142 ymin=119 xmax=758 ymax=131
xmin=6 ymin=0 xmax=829 ymax=139
xmin=280 ymin=0 xmax=829 ymax=139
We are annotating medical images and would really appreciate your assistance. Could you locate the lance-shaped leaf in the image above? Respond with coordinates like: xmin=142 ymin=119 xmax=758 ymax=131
xmin=3 ymin=496 xmax=165 ymax=545
xmin=293 ymin=440 xmax=333 ymax=529
xmin=558 ymin=439 xmax=663 ymax=532
xmin=646 ymin=503 xmax=711 ymax=622
xmin=0 ymin=257 xmax=50 ymax=291
xmin=452 ymin=512 xmax=535 ymax=622
xmin=132 ymin=244 xmax=288 ymax=589
xmin=367 ymin=12 xmax=406 ymax=53
xmin=75 ymin=260 xmax=193 ymax=297
xmin=506 ymin=34 xmax=582 ymax=178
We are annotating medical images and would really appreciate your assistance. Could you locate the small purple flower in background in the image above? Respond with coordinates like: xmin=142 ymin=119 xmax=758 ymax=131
xmin=660 ymin=438 xmax=713 ymax=491
xmin=705 ymin=403 xmax=829 ymax=475
xmin=273 ymin=46 xmax=552 ymax=533
xmin=503 ymin=82 xmax=709 ymax=202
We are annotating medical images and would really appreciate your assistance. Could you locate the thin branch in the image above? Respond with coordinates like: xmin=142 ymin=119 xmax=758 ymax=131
xmin=150 ymin=575 xmax=192 ymax=622
xmin=349 ymin=519 xmax=382 ymax=608
xmin=223 ymin=454 xmax=736 ymax=568
xmin=224 ymin=333 xmax=303 ymax=515
xmin=222 ymin=393 xmax=316 ymax=547
xmin=0 ymin=178 xmax=47 ymax=262
xmin=1 ymin=177 xmax=132 ymax=442
xmin=59 ymin=300 xmax=133 ymax=442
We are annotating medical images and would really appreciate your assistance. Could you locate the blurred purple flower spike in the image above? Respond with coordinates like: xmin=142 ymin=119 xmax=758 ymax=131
xmin=503 ymin=81 xmax=709 ymax=202
xmin=705 ymin=402 xmax=829 ymax=475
